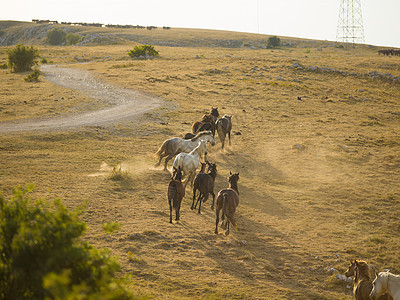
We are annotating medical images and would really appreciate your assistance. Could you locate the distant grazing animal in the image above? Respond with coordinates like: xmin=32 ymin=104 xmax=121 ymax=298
xmin=155 ymin=131 xmax=215 ymax=171
xmin=167 ymin=167 xmax=185 ymax=223
xmin=345 ymin=260 xmax=392 ymax=300
xmin=215 ymin=172 xmax=239 ymax=235
xmin=371 ymin=272 xmax=400 ymax=300
xmin=192 ymin=114 xmax=215 ymax=136
xmin=192 ymin=161 xmax=217 ymax=213
xmin=172 ymin=140 xmax=208 ymax=188
xmin=216 ymin=115 xmax=232 ymax=149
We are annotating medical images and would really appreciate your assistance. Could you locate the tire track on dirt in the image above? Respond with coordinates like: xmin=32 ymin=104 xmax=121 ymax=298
xmin=0 ymin=65 xmax=163 ymax=133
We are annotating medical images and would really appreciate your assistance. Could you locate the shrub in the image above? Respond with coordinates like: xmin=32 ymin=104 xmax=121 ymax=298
xmin=41 ymin=57 xmax=48 ymax=64
xmin=24 ymin=69 xmax=40 ymax=82
xmin=66 ymin=33 xmax=81 ymax=45
xmin=267 ymin=36 xmax=281 ymax=48
xmin=0 ymin=185 xmax=133 ymax=299
xmin=46 ymin=27 xmax=67 ymax=45
xmin=0 ymin=63 xmax=7 ymax=69
xmin=7 ymin=44 xmax=40 ymax=72
xmin=128 ymin=45 xmax=159 ymax=58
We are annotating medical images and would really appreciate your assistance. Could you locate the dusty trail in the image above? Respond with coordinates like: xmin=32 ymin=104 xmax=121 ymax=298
xmin=0 ymin=65 xmax=163 ymax=133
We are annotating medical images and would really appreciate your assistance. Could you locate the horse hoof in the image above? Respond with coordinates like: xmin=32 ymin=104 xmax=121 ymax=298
xmin=190 ymin=206 xmax=194 ymax=210
xmin=214 ymin=230 xmax=218 ymax=234
xmin=225 ymin=231 xmax=230 ymax=236
xmin=211 ymin=206 xmax=214 ymax=210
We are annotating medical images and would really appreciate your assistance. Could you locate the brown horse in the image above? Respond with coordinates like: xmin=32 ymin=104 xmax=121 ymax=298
xmin=192 ymin=114 xmax=215 ymax=135
xmin=345 ymin=260 xmax=392 ymax=300
xmin=191 ymin=162 xmax=217 ymax=213
xmin=167 ymin=167 xmax=185 ymax=223
xmin=215 ymin=172 xmax=239 ymax=235
xmin=354 ymin=260 xmax=374 ymax=300
xmin=216 ymin=115 xmax=232 ymax=149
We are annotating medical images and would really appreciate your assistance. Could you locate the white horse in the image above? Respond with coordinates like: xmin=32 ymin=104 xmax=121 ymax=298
xmin=371 ymin=271 xmax=400 ymax=300
xmin=155 ymin=131 xmax=215 ymax=171
xmin=172 ymin=140 xmax=207 ymax=188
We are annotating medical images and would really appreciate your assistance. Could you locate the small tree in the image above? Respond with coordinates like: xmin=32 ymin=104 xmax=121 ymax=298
xmin=7 ymin=44 xmax=40 ymax=72
xmin=66 ymin=33 xmax=81 ymax=45
xmin=267 ymin=36 xmax=281 ymax=48
xmin=128 ymin=45 xmax=159 ymax=58
xmin=46 ymin=27 xmax=67 ymax=45
xmin=0 ymin=185 xmax=133 ymax=299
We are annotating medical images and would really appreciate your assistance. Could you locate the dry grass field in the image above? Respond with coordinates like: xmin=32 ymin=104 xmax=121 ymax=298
xmin=1 ymin=22 xmax=400 ymax=299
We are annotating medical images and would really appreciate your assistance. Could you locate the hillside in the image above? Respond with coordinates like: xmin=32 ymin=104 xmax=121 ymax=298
xmin=1 ymin=21 xmax=400 ymax=299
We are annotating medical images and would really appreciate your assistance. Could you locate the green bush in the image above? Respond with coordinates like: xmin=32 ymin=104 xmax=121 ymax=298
xmin=66 ymin=33 xmax=81 ymax=45
xmin=24 ymin=69 xmax=41 ymax=82
xmin=46 ymin=28 xmax=67 ymax=45
xmin=7 ymin=44 xmax=40 ymax=72
xmin=267 ymin=36 xmax=281 ymax=48
xmin=0 ymin=185 xmax=133 ymax=299
xmin=128 ymin=45 xmax=159 ymax=58
xmin=0 ymin=63 xmax=7 ymax=69
xmin=41 ymin=57 xmax=48 ymax=64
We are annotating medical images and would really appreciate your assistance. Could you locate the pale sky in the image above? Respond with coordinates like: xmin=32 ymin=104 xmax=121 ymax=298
xmin=1 ymin=0 xmax=399 ymax=47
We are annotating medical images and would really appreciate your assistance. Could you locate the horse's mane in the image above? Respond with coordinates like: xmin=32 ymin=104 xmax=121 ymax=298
xmin=356 ymin=260 xmax=370 ymax=279
xmin=191 ymin=131 xmax=212 ymax=141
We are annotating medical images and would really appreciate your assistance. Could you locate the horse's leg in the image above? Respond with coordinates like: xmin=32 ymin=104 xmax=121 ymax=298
xmin=228 ymin=131 xmax=231 ymax=146
xmin=169 ymin=198 xmax=173 ymax=223
xmin=156 ymin=152 xmax=168 ymax=167
xmin=225 ymin=221 xmax=230 ymax=236
xmin=164 ymin=154 xmax=174 ymax=171
xmin=198 ymin=194 xmax=205 ymax=214
xmin=194 ymin=193 xmax=201 ymax=210
xmin=211 ymin=191 xmax=216 ymax=210
xmin=215 ymin=208 xmax=220 ymax=234
xmin=191 ymin=187 xmax=197 ymax=210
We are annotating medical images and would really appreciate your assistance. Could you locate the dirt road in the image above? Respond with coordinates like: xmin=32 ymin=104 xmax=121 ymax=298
xmin=0 ymin=65 xmax=163 ymax=133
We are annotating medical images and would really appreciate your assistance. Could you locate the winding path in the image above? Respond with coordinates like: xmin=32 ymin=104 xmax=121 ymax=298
xmin=0 ymin=65 xmax=163 ymax=133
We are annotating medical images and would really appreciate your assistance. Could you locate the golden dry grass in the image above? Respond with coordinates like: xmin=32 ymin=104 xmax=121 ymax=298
xmin=1 ymin=24 xmax=400 ymax=299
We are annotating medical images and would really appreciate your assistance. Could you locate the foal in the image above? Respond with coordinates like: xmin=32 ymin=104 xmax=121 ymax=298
xmin=167 ymin=167 xmax=185 ymax=223
xmin=215 ymin=172 xmax=239 ymax=235
xmin=191 ymin=162 xmax=217 ymax=214
xmin=353 ymin=260 xmax=374 ymax=300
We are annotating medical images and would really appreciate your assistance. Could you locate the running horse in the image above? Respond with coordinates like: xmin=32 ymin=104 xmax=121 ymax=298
xmin=215 ymin=172 xmax=239 ymax=235
xmin=155 ymin=131 xmax=215 ymax=171
xmin=167 ymin=166 xmax=185 ymax=223
xmin=191 ymin=161 xmax=217 ymax=213
xmin=216 ymin=114 xmax=232 ymax=149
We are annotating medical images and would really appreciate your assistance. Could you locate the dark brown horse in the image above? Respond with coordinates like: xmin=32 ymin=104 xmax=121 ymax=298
xmin=345 ymin=260 xmax=392 ymax=300
xmin=192 ymin=114 xmax=215 ymax=135
xmin=216 ymin=115 xmax=232 ymax=149
xmin=215 ymin=172 xmax=239 ymax=235
xmin=167 ymin=167 xmax=185 ymax=223
xmin=191 ymin=162 xmax=217 ymax=213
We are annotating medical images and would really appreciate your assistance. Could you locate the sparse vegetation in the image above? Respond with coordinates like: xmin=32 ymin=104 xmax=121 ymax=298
xmin=24 ymin=69 xmax=40 ymax=82
xmin=7 ymin=44 xmax=39 ymax=72
xmin=128 ymin=45 xmax=159 ymax=58
xmin=267 ymin=35 xmax=281 ymax=48
xmin=46 ymin=27 xmax=67 ymax=45
xmin=66 ymin=33 xmax=81 ymax=45
xmin=0 ymin=185 xmax=133 ymax=299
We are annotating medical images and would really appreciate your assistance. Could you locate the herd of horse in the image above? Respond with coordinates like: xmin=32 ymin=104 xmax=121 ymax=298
xmin=345 ymin=260 xmax=400 ymax=299
xmin=378 ymin=49 xmax=400 ymax=56
xmin=155 ymin=107 xmax=237 ymax=235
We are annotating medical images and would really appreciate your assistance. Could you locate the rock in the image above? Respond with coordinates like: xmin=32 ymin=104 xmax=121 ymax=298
xmin=327 ymin=267 xmax=338 ymax=274
xmin=293 ymin=143 xmax=306 ymax=151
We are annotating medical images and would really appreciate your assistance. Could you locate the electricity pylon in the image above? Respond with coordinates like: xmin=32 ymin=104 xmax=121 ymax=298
xmin=336 ymin=0 xmax=365 ymax=47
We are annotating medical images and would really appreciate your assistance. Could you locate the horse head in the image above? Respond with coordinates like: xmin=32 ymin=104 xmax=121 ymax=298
xmin=345 ymin=260 xmax=356 ymax=278
xmin=211 ymin=107 xmax=219 ymax=118
xmin=172 ymin=166 xmax=183 ymax=182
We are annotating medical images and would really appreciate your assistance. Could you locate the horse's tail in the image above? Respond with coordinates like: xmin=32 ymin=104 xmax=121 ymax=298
xmin=170 ymin=182 xmax=179 ymax=210
xmin=222 ymin=193 xmax=237 ymax=229
xmin=155 ymin=139 xmax=169 ymax=158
